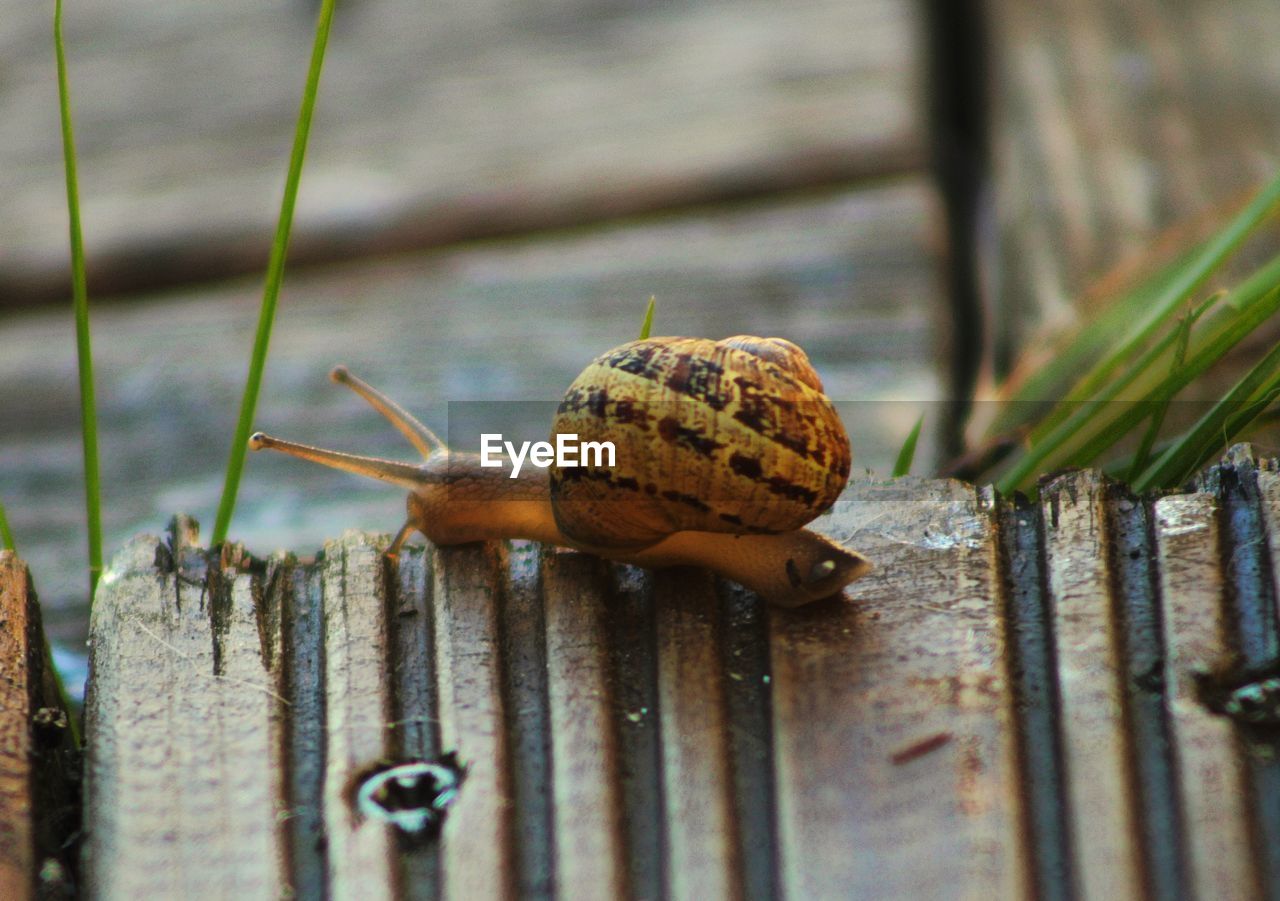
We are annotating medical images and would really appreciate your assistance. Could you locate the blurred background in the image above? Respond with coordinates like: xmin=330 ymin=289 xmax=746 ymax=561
xmin=4 ymin=0 xmax=1280 ymax=679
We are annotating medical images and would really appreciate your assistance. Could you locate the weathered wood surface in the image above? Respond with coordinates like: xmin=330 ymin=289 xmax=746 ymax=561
xmin=0 ymin=181 xmax=941 ymax=647
xmin=986 ymin=0 xmax=1280 ymax=357
xmin=81 ymin=448 xmax=1280 ymax=899
xmin=1 ymin=0 xmax=921 ymax=305
xmin=0 ymin=553 xmax=76 ymax=900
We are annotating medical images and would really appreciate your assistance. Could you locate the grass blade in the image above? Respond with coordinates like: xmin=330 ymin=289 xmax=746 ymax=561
xmin=638 ymin=296 xmax=656 ymax=340
xmin=55 ymin=0 xmax=102 ymax=598
xmin=212 ymin=0 xmax=336 ymax=546
xmin=1126 ymin=300 xmax=1200 ymax=481
xmin=996 ymin=257 xmax=1280 ymax=493
xmin=994 ymin=171 xmax=1280 ymax=439
xmin=893 ymin=414 xmax=924 ymax=478
xmin=1133 ymin=338 xmax=1280 ymax=492
xmin=0 ymin=500 xmax=14 ymax=552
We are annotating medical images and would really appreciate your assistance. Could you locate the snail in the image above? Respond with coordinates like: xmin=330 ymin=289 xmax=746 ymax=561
xmin=249 ymin=336 xmax=871 ymax=607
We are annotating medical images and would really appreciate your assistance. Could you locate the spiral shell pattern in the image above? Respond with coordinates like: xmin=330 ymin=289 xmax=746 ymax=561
xmin=549 ymin=335 xmax=851 ymax=550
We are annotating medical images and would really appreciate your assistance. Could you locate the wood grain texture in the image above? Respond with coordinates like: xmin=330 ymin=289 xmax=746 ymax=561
xmin=79 ymin=455 xmax=1280 ymax=898
xmin=321 ymin=533 xmax=398 ymax=901
xmin=542 ymin=550 xmax=629 ymax=901
xmin=1 ymin=0 xmax=922 ymax=304
xmin=1039 ymin=471 xmax=1144 ymax=899
xmin=82 ymin=518 xmax=288 ymax=899
xmin=654 ymin=568 xmax=744 ymax=901
xmin=1153 ymin=492 xmax=1260 ymax=900
xmin=0 ymin=553 xmax=38 ymax=901
xmin=770 ymin=479 xmax=1021 ymax=900
xmin=432 ymin=543 xmax=518 ymax=901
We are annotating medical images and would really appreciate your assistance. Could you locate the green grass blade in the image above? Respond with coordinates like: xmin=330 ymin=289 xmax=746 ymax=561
xmin=1133 ymin=338 xmax=1280 ymax=492
xmin=0 ymin=500 xmax=14 ymax=552
xmin=995 ymin=240 xmax=1203 ymax=435
xmin=995 ymin=171 xmax=1280 ymax=439
xmin=55 ymin=0 xmax=102 ymax=598
xmin=996 ymin=262 xmax=1280 ymax=493
xmin=1127 ymin=301 xmax=1199 ymax=481
xmin=638 ymin=296 xmax=656 ymax=340
xmin=995 ymin=298 xmax=1205 ymax=490
xmin=893 ymin=414 xmax=924 ymax=478
xmin=212 ymin=0 xmax=336 ymax=546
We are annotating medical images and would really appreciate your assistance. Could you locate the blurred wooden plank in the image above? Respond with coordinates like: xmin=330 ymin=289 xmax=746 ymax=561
xmin=1153 ymin=493 xmax=1259 ymax=900
xmin=1 ymin=180 xmax=940 ymax=649
xmin=1039 ymin=471 xmax=1144 ymax=898
xmin=82 ymin=519 xmax=289 ymax=898
xmin=541 ymin=550 xmax=629 ymax=900
xmin=2 ymin=0 xmax=923 ymax=304
xmin=986 ymin=0 xmax=1280 ymax=352
xmin=770 ymin=479 xmax=1022 ymax=899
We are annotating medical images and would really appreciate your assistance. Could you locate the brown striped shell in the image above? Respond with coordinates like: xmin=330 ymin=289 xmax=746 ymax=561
xmin=549 ymin=336 xmax=852 ymax=551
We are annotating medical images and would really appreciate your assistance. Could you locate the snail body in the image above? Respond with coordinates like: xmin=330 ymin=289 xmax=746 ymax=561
xmin=249 ymin=336 xmax=870 ymax=607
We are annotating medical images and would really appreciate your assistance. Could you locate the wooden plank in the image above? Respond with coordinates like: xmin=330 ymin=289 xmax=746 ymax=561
xmin=82 ymin=518 xmax=289 ymax=898
xmin=3 ymin=0 xmax=923 ymax=304
xmin=541 ymin=550 xmax=629 ymax=901
xmin=654 ymin=569 xmax=744 ymax=901
xmin=1038 ymin=471 xmax=1144 ymax=899
xmin=80 ymin=459 xmax=1280 ymax=897
xmin=0 ymin=553 xmax=40 ymax=900
xmin=986 ymin=0 xmax=1280 ymax=350
xmin=769 ymin=478 xmax=1022 ymax=899
xmin=432 ymin=543 xmax=517 ymax=901
xmin=1153 ymin=493 xmax=1260 ymax=900
xmin=320 ymin=532 xmax=398 ymax=901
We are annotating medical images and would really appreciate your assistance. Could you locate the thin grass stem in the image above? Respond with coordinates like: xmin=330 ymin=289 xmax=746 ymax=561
xmin=55 ymin=0 xmax=102 ymax=600
xmin=1127 ymin=301 xmax=1200 ymax=481
xmin=0 ymin=500 xmax=14 ymax=552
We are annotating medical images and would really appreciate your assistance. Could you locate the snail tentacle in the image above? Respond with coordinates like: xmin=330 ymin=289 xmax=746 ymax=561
xmin=330 ymin=365 xmax=445 ymax=457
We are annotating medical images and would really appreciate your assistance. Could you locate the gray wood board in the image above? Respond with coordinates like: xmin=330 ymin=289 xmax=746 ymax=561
xmin=0 ymin=180 xmax=941 ymax=646
xmin=80 ymin=448 xmax=1280 ymax=899
xmin=1 ymin=0 xmax=922 ymax=303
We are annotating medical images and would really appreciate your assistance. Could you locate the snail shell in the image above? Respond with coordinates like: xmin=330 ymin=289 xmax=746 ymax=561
xmin=550 ymin=336 xmax=851 ymax=550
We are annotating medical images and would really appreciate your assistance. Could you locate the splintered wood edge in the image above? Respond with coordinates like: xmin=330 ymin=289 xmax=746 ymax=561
xmin=84 ymin=521 xmax=291 ymax=897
